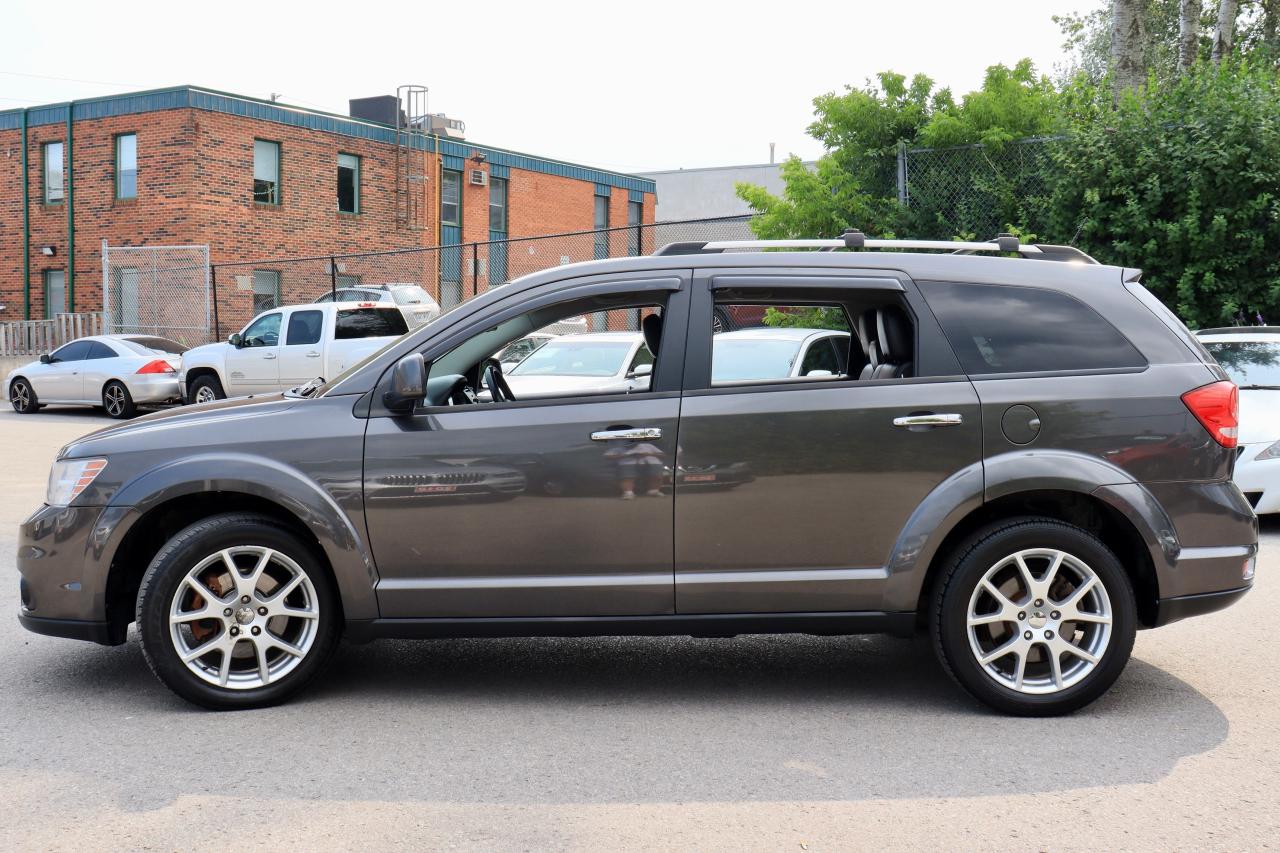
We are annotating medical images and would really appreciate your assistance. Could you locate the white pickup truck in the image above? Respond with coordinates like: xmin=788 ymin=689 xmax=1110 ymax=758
xmin=180 ymin=302 xmax=408 ymax=403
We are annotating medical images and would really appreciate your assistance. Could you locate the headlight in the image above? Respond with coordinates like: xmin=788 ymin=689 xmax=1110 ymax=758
xmin=47 ymin=458 xmax=108 ymax=506
xmin=1256 ymin=441 xmax=1280 ymax=461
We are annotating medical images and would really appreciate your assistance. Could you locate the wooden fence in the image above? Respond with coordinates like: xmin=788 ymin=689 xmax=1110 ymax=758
xmin=0 ymin=312 xmax=107 ymax=358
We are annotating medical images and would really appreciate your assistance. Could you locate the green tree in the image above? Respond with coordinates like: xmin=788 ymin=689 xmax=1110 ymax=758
xmin=916 ymin=60 xmax=1060 ymax=148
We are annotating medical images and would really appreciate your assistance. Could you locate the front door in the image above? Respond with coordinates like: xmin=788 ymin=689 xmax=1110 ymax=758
xmin=363 ymin=274 xmax=689 ymax=618
xmin=225 ymin=311 xmax=282 ymax=395
xmin=673 ymin=270 xmax=983 ymax=614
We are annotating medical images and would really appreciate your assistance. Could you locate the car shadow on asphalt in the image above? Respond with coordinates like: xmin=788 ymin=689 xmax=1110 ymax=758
xmin=5 ymin=631 xmax=1229 ymax=807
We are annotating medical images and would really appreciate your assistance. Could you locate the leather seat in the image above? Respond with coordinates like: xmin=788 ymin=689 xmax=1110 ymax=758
xmin=856 ymin=309 xmax=880 ymax=380
xmin=641 ymin=313 xmax=663 ymax=358
xmin=872 ymin=305 xmax=914 ymax=379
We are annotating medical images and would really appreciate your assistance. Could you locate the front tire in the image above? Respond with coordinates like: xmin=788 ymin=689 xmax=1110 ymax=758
xmin=136 ymin=513 xmax=340 ymax=710
xmin=9 ymin=377 xmax=38 ymax=413
xmin=189 ymin=374 xmax=225 ymax=404
xmin=102 ymin=380 xmax=137 ymax=419
xmin=931 ymin=518 xmax=1136 ymax=716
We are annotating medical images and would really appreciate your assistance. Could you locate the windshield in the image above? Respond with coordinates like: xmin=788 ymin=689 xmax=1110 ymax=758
xmin=119 ymin=336 xmax=186 ymax=354
xmin=390 ymin=285 xmax=433 ymax=306
xmin=508 ymin=339 xmax=633 ymax=377
xmin=712 ymin=339 xmax=802 ymax=382
xmin=1204 ymin=341 xmax=1280 ymax=386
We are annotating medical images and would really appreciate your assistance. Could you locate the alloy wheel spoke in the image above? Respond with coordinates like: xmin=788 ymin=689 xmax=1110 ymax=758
xmin=180 ymin=634 xmax=224 ymax=663
xmin=172 ymin=603 xmax=219 ymax=624
xmin=218 ymin=643 xmax=236 ymax=686
xmin=1013 ymin=554 xmax=1037 ymax=598
xmin=253 ymin=638 xmax=272 ymax=685
xmin=978 ymin=635 xmax=1022 ymax=666
xmin=188 ymin=574 xmax=227 ymax=607
xmin=1048 ymin=647 xmax=1064 ymax=689
xmin=264 ymin=573 xmax=304 ymax=605
xmin=1012 ymin=645 xmax=1029 ymax=690
xmin=244 ymin=549 xmax=273 ymax=597
xmin=1054 ymin=636 xmax=1099 ymax=665
xmin=268 ymin=635 xmax=306 ymax=658
xmin=980 ymin=578 xmax=1019 ymax=610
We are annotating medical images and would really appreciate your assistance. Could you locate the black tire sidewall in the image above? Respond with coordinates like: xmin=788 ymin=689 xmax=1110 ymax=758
xmin=10 ymin=378 xmax=37 ymax=413
xmin=102 ymin=381 xmax=136 ymax=419
xmin=190 ymin=376 xmax=224 ymax=403
xmin=136 ymin=514 xmax=339 ymax=710
xmin=934 ymin=519 xmax=1137 ymax=716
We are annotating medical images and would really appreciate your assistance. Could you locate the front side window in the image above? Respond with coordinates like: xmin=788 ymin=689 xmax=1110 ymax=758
xmin=43 ymin=269 xmax=66 ymax=318
xmin=116 ymin=134 xmax=137 ymax=199
xmin=921 ymin=281 xmax=1146 ymax=376
xmin=43 ymin=142 xmax=64 ymax=204
xmin=286 ymin=310 xmax=324 ymax=346
xmin=337 ymin=153 xmax=359 ymax=213
xmin=50 ymin=340 xmax=91 ymax=362
xmin=489 ymin=177 xmax=508 ymax=232
xmin=252 ymin=270 xmax=281 ymax=313
xmin=441 ymin=170 xmax=461 ymax=226
xmin=242 ymin=313 xmax=281 ymax=347
xmin=253 ymin=140 xmax=280 ymax=204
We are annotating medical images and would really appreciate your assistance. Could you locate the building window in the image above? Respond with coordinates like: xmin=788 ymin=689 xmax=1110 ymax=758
xmin=44 ymin=270 xmax=66 ymax=318
xmin=253 ymin=140 xmax=280 ymax=205
xmin=627 ymin=200 xmax=643 ymax=256
xmin=489 ymin=177 xmax=508 ymax=233
xmin=43 ymin=142 xmax=64 ymax=204
xmin=252 ymin=270 xmax=281 ymax=313
xmin=337 ymin=153 xmax=359 ymax=213
xmin=116 ymin=134 xmax=137 ymax=200
xmin=441 ymin=169 xmax=461 ymax=226
xmin=593 ymin=194 xmax=610 ymax=260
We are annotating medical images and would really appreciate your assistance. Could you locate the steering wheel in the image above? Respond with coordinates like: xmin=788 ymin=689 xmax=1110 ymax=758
xmin=482 ymin=358 xmax=517 ymax=403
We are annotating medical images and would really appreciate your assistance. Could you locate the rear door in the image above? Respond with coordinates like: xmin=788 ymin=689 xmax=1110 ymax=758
xmin=279 ymin=308 xmax=325 ymax=387
xmin=673 ymin=268 xmax=982 ymax=614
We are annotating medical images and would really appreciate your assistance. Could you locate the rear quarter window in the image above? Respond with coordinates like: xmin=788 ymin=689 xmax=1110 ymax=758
xmin=920 ymin=281 xmax=1146 ymax=376
xmin=335 ymin=308 xmax=408 ymax=340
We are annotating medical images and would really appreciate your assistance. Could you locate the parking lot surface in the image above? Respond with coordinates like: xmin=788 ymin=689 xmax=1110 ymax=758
xmin=1 ymin=407 xmax=1278 ymax=851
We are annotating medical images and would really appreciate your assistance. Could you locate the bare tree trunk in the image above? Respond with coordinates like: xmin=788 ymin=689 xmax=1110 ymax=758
xmin=1112 ymin=0 xmax=1147 ymax=98
xmin=1212 ymin=0 xmax=1239 ymax=63
xmin=1178 ymin=0 xmax=1201 ymax=72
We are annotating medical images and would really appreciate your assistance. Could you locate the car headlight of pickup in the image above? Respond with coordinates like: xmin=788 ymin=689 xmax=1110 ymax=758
xmin=47 ymin=458 xmax=108 ymax=507
xmin=1255 ymin=441 xmax=1280 ymax=461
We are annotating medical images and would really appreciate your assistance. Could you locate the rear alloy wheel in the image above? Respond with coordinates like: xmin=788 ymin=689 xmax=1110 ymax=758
xmin=9 ymin=378 xmax=38 ymax=414
xmin=137 ymin=513 xmax=339 ymax=709
xmin=102 ymin=380 xmax=137 ymax=419
xmin=932 ymin=518 xmax=1136 ymax=716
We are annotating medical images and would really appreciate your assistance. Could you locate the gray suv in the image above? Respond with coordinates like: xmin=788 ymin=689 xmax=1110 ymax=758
xmin=17 ymin=232 xmax=1257 ymax=715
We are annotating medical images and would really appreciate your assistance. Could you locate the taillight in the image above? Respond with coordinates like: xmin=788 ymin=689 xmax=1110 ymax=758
xmin=136 ymin=359 xmax=176 ymax=375
xmin=1181 ymin=380 xmax=1239 ymax=448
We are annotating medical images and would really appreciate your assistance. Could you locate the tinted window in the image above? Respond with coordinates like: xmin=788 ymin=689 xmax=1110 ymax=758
xmin=242 ymin=313 xmax=281 ymax=347
xmin=335 ymin=308 xmax=408 ymax=340
xmin=120 ymin=336 xmax=185 ymax=354
xmin=287 ymin=310 xmax=324 ymax=346
xmin=922 ymin=282 xmax=1146 ymax=375
xmin=86 ymin=342 xmax=118 ymax=360
xmin=50 ymin=341 xmax=91 ymax=362
xmin=800 ymin=337 xmax=842 ymax=375
xmin=1203 ymin=341 xmax=1280 ymax=387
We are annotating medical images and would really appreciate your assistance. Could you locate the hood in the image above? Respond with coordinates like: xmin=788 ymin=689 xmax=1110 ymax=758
xmin=1238 ymin=388 xmax=1280 ymax=445
xmin=505 ymin=374 xmax=625 ymax=397
xmin=63 ymin=393 xmax=297 ymax=458
xmin=182 ymin=341 xmax=225 ymax=360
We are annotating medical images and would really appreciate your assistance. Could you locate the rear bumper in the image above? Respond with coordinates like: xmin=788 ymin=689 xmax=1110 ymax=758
xmin=1153 ymin=586 xmax=1252 ymax=627
xmin=17 ymin=613 xmax=118 ymax=645
xmin=128 ymin=374 xmax=181 ymax=405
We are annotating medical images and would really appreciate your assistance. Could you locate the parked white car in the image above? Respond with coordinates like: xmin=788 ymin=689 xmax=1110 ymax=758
xmin=180 ymin=302 xmax=408 ymax=403
xmin=711 ymin=327 xmax=852 ymax=383
xmin=495 ymin=332 xmax=557 ymax=370
xmin=313 ymin=283 xmax=441 ymax=329
xmin=6 ymin=334 xmax=185 ymax=419
xmin=1198 ymin=326 xmax=1280 ymax=514
xmin=504 ymin=332 xmax=655 ymax=398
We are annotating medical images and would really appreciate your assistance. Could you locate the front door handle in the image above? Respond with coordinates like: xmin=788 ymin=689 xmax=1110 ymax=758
xmin=893 ymin=413 xmax=963 ymax=428
xmin=591 ymin=427 xmax=663 ymax=442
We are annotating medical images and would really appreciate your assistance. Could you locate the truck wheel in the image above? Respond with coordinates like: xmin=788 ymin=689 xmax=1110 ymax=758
xmin=136 ymin=513 xmax=340 ymax=710
xmin=102 ymin=380 xmax=137 ymax=419
xmin=931 ymin=517 xmax=1136 ymax=717
xmin=189 ymin=375 xmax=225 ymax=404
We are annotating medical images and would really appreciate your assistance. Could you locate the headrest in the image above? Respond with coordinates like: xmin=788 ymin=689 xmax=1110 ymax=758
xmin=876 ymin=305 xmax=912 ymax=362
xmin=856 ymin=308 xmax=878 ymax=351
xmin=641 ymin=313 xmax=664 ymax=358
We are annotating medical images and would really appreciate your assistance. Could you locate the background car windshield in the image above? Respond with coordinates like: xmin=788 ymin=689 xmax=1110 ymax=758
xmin=1204 ymin=341 xmax=1280 ymax=386
xmin=390 ymin=286 xmax=432 ymax=306
xmin=712 ymin=339 xmax=802 ymax=382
xmin=119 ymin=336 xmax=186 ymax=355
xmin=508 ymin=340 xmax=632 ymax=377
xmin=335 ymin=308 xmax=409 ymax=339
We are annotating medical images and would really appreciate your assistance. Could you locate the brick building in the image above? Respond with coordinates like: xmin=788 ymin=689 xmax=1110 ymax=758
xmin=0 ymin=86 xmax=656 ymax=331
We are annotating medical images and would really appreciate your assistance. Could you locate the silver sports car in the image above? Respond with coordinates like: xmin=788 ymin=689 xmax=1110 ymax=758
xmin=6 ymin=334 xmax=185 ymax=419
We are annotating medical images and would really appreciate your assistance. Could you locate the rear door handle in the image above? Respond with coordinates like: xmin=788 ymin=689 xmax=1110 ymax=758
xmin=591 ymin=427 xmax=663 ymax=442
xmin=893 ymin=413 xmax=963 ymax=428
xmin=305 ymin=351 xmax=321 ymax=358
xmin=263 ymin=352 xmax=277 ymax=360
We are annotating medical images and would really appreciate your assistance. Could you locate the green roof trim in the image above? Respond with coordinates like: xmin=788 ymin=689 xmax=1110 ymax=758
xmin=0 ymin=86 xmax=655 ymax=194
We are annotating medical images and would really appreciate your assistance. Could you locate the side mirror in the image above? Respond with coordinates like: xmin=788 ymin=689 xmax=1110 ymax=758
xmin=805 ymin=369 xmax=834 ymax=377
xmin=39 ymin=353 xmax=51 ymax=365
xmin=383 ymin=353 xmax=426 ymax=412
xmin=228 ymin=333 xmax=243 ymax=348
xmin=627 ymin=362 xmax=654 ymax=380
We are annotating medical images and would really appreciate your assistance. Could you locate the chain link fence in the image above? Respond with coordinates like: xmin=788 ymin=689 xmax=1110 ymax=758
xmin=209 ymin=215 xmax=757 ymax=338
xmin=102 ymin=242 xmax=211 ymax=347
xmin=900 ymin=137 xmax=1057 ymax=240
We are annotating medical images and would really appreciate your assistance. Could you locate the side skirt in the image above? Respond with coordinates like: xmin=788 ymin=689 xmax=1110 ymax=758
xmin=344 ymin=611 xmax=916 ymax=643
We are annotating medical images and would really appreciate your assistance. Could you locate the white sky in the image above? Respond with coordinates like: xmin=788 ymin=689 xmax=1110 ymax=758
xmin=2 ymin=0 xmax=1095 ymax=174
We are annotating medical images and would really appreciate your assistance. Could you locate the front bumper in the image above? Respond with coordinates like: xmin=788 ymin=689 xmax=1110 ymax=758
xmin=1233 ymin=442 xmax=1280 ymax=514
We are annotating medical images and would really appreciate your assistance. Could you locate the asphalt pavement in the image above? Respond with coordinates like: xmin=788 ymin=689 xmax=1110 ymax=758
xmin=0 ymin=407 xmax=1277 ymax=850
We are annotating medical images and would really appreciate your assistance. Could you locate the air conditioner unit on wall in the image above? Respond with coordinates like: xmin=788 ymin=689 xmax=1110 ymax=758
xmin=469 ymin=169 xmax=488 ymax=187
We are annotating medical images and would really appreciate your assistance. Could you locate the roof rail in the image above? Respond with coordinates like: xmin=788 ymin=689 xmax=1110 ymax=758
xmin=655 ymin=230 xmax=1099 ymax=264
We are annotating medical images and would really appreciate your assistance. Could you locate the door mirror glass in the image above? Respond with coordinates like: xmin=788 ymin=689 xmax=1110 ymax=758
xmin=805 ymin=369 xmax=834 ymax=377
xmin=384 ymin=353 xmax=426 ymax=412
xmin=228 ymin=333 xmax=243 ymax=348
xmin=627 ymin=362 xmax=654 ymax=379
xmin=39 ymin=353 xmax=51 ymax=364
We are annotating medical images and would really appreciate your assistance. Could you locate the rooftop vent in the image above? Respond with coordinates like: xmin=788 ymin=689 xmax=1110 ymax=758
xmin=349 ymin=95 xmax=404 ymax=126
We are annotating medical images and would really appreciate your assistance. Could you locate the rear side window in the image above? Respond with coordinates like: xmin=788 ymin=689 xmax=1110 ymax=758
xmin=921 ymin=281 xmax=1146 ymax=376
xmin=335 ymin=308 xmax=408 ymax=340
xmin=287 ymin=310 xmax=323 ymax=345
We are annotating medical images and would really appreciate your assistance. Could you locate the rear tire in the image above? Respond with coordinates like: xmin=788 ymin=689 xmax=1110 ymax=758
xmin=136 ymin=513 xmax=340 ymax=710
xmin=931 ymin=517 xmax=1136 ymax=716
xmin=9 ymin=377 xmax=38 ymax=414
xmin=189 ymin=374 xmax=225 ymax=404
xmin=102 ymin=380 xmax=137 ymax=419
